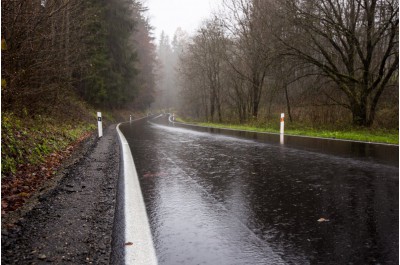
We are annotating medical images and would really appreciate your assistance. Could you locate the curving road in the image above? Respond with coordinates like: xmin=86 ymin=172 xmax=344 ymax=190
xmin=119 ymin=115 xmax=398 ymax=264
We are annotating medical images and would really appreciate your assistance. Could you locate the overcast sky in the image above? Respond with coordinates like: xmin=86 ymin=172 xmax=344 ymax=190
xmin=144 ymin=0 xmax=223 ymax=43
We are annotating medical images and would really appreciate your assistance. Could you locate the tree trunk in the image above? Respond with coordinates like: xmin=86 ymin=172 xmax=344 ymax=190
xmin=284 ymin=84 xmax=293 ymax=122
xmin=210 ymin=92 xmax=215 ymax=122
xmin=252 ymin=82 xmax=260 ymax=119
xmin=351 ymin=98 xmax=368 ymax=126
xmin=217 ymin=97 xmax=222 ymax=122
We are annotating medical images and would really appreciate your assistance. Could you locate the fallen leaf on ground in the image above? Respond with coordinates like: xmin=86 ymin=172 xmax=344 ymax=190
xmin=1 ymin=132 xmax=93 ymax=216
xmin=317 ymin=218 xmax=329 ymax=222
xmin=125 ymin=242 xmax=134 ymax=246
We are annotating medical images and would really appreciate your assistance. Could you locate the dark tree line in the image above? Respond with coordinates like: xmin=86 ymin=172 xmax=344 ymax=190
xmin=2 ymin=0 xmax=156 ymax=115
xmin=177 ymin=0 xmax=398 ymax=127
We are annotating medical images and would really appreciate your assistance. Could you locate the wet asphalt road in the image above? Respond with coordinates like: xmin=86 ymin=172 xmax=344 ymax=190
xmin=120 ymin=115 xmax=398 ymax=265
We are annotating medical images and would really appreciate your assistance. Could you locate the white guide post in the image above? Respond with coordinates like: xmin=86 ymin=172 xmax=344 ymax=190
xmin=280 ymin=113 xmax=285 ymax=134
xmin=172 ymin=113 xmax=175 ymax=121
xmin=130 ymin=115 xmax=132 ymax=122
xmin=97 ymin=112 xmax=103 ymax=137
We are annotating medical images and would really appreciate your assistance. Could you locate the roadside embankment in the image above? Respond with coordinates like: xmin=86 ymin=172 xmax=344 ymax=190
xmin=177 ymin=118 xmax=399 ymax=145
xmin=2 ymin=124 xmax=120 ymax=264
xmin=1 ymin=111 xmax=97 ymax=214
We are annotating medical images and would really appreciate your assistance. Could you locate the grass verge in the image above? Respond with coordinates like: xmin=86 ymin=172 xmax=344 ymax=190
xmin=177 ymin=119 xmax=398 ymax=145
xmin=1 ymin=112 xmax=96 ymax=176
xmin=1 ymin=111 xmax=97 ymax=215
xmin=1 ymin=105 xmax=139 ymax=215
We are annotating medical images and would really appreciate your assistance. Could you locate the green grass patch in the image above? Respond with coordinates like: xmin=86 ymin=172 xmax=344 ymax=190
xmin=1 ymin=112 xmax=96 ymax=177
xmin=183 ymin=120 xmax=398 ymax=145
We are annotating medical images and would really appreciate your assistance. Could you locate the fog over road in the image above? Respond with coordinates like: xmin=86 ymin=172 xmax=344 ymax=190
xmin=119 ymin=115 xmax=398 ymax=264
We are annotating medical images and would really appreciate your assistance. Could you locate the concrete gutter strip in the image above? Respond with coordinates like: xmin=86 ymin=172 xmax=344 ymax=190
xmin=116 ymin=123 xmax=158 ymax=265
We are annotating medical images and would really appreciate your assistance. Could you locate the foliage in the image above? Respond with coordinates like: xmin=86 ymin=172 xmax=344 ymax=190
xmin=1 ymin=109 xmax=96 ymax=214
xmin=79 ymin=0 xmax=138 ymax=108
xmin=132 ymin=10 xmax=158 ymax=111
xmin=280 ymin=0 xmax=399 ymax=126
xmin=1 ymin=0 xmax=157 ymax=176
xmin=1 ymin=0 xmax=156 ymax=214
xmin=2 ymin=0 xmax=156 ymax=111
xmin=175 ymin=0 xmax=398 ymax=128
xmin=1 ymin=112 xmax=96 ymax=178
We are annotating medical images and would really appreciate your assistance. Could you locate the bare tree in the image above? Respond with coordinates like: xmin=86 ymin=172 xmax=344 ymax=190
xmin=221 ymin=0 xmax=276 ymax=120
xmin=1 ymin=0 xmax=89 ymax=112
xmin=178 ymin=49 xmax=209 ymax=120
xmin=280 ymin=0 xmax=399 ymax=126
xmin=179 ymin=18 xmax=227 ymax=122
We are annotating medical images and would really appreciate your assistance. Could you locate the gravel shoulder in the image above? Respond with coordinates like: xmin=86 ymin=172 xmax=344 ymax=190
xmin=2 ymin=124 xmax=120 ymax=264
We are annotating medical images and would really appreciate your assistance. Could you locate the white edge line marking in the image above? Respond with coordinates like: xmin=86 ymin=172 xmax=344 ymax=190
xmin=116 ymin=123 xmax=158 ymax=265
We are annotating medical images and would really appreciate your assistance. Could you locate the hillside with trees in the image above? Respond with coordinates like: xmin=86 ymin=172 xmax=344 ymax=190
xmin=1 ymin=0 xmax=157 ymax=212
xmin=2 ymin=0 xmax=156 ymax=111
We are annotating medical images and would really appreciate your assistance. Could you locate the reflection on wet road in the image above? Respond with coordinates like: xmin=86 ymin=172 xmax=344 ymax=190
xmin=120 ymin=115 xmax=398 ymax=264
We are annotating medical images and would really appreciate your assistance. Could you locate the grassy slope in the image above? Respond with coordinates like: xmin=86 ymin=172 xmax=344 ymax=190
xmin=1 ymin=92 xmax=146 ymax=214
xmin=178 ymin=119 xmax=398 ymax=145
xmin=1 ymin=112 xmax=97 ymax=176
xmin=1 ymin=96 xmax=108 ymax=214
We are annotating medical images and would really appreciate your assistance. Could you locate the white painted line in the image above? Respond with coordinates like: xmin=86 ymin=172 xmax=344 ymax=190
xmin=116 ymin=123 xmax=158 ymax=265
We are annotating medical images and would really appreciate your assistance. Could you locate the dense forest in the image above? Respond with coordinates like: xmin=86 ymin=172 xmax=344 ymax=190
xmin=1 ymin=0 xmax=156 ymax=184
xmin=156 ymin=0 xmax=398 ymax=128
xmin=2 ymin=0 xmax=156 ymax=114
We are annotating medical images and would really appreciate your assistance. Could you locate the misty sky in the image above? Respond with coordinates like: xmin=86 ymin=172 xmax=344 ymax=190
xmin=145 ymin=0 xmax=223 ymax=43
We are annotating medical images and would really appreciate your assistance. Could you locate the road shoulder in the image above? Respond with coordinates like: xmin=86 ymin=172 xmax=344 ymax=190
xmin=1 ymin=124 xmax=120 ymax=264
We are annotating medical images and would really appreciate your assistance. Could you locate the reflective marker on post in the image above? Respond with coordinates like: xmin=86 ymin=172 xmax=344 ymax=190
xmin=97 ymin=112 xmax=103 ymax=137
xmin=280 ymin=113 xmax=284 ymax=134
